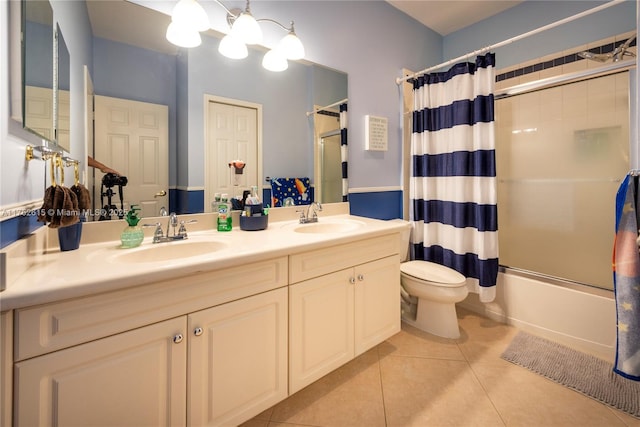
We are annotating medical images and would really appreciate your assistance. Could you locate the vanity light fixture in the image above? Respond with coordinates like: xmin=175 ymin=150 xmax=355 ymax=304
xmin=262 ymin=49 xmax=288 ymax=72
xmin=166 ymin=0 xmax=209 ymax=48
xmin=166 ymin=0 xmax=305 ymax=71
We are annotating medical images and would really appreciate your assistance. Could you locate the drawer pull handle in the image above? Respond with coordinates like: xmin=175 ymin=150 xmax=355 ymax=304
xmin=194 ymin=327 xmax=203 ymax=337
xmin=349 ymin=277 xmax=356 ymax=284
xmin=173 ymin=333 xmax=184 ymax=344
xmin=357 ymin=274 xmax=364 ymax=281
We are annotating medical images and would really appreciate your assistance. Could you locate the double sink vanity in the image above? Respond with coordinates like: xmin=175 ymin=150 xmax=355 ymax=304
xmin=0 ymin=204 xmax=406 ymax=426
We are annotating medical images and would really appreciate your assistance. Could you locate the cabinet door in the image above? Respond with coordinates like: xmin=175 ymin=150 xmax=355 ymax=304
xmin=289 ymin=269 xmax=354 ymax=394
xmin=355 ymin=256 xmax=401 ymax=356
xmin=188 ymin=287 xmax=288 ymax=427
xmin=14 ymin=317 xmax=187 ymax=427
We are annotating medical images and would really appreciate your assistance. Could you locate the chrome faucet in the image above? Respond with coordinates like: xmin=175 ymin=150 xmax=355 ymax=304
xmin=166 ymin=212 xmax=178 ymax=238
xmin=144 ymin=212 xmax=197 ymax=243
xmin=298 ymin=202 xmax=323 ymax=224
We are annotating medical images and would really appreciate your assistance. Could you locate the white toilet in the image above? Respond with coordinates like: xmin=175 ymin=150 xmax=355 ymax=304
xmin=397 ymin=221 xmax=468 ymax=339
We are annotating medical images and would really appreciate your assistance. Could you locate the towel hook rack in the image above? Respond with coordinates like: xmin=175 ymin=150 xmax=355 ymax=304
xmin=61 ymin=156 xmax=79 ymax=167
xmin=26 ymin=145 xmax=79 ymax=171
xmin=26 ymin=144 xmax=60 ymax=162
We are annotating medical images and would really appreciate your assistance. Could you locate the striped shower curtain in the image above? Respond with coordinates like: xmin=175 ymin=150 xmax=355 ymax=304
xmin=340 ymin=102 xmax=348 ymax=202
xmin=410 ymin=53 xmax=499 ymax=303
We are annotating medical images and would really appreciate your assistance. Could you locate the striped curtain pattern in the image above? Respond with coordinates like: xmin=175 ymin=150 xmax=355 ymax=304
xmin=410 ymin=53 xmax=498 ymax=303
xmin=340 ymin=102 xmax=348 ymax=202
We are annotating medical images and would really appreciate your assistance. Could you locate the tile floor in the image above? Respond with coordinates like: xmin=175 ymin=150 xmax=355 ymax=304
xmin=242 ymin=307 xmax=640 ymax=427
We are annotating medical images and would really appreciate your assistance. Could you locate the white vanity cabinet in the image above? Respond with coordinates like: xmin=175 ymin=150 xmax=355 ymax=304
xmin=11 ymin=257 xmax=288 ymax=427
xmin=288 ymin=234 xmax=400 ymax=393
xmin=4 ymin=219 xmax=404 ymax=426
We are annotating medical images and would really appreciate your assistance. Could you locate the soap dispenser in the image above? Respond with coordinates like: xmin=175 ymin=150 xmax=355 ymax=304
xmin=120 ymin=205 xmax=144 ymax=248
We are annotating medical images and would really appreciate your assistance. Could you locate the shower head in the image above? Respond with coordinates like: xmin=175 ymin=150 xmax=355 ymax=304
xmin=577 ymin=50 xmax=610 ymax=62
xmin=578 ymin=35 xmax=636 ymax=63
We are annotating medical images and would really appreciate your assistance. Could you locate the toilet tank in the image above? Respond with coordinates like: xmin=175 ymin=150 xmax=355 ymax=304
xmin=389 ymin=219 xmax=411 ymax=262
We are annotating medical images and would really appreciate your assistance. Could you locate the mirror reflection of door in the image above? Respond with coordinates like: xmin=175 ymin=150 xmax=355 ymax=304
xmin=23 ymin=86 xmax=54 ymax=140
xmin=319 ymin=130 xmax=343 ymax=204
xmin=312 ymin=106 xmax=341 ymax=203
xmin=204 ymin=96 xmax=260 ymax=212
xmin=83 ymin=66 xmax=94 ymax=215
xmin=94 ymin=95 xmax=169 ymax=219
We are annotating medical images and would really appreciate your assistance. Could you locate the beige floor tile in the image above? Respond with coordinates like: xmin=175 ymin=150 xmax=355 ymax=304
xmin=472 ymin=359 xmax=628 ymax=426
xmin=609 ymin=408 xmax=640 ymax=426
xmin=241 ymin=407 xmax=274 ymax=426
xmin=239 ymin=418 xmax=269 ymax=427
xmin=268 ymin=423 xmax=317 ymax=427
xmin=270 ymin=349 xmax=385 ymax=427
xmin=254 ymin=309 xmax=637 ymax=427
xmin=378 ymin=321 xmax=466 ymax=361
xmin=456 ymin=308 xmax=519 ymax=363
xmin=380 ymin=355 xmax=505 ymax=426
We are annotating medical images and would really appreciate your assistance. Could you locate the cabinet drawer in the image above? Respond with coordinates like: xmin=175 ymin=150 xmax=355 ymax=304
xmin=289 ymin=233 xmax=399 ymax=283
xmin=14 ymin=256 xmax=287 ymax=361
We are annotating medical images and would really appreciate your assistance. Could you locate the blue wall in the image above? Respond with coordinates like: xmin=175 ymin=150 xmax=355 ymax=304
xmin=2 ymin=0 xmax=636 ymax=247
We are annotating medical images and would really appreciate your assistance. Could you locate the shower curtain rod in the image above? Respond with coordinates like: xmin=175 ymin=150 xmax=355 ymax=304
xmin=395 ymin=0 xmax=626 ymax=85
xmin=306 ymin=98 xmax=348 ymax=117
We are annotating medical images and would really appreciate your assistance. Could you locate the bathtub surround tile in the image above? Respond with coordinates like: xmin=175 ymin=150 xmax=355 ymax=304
xmin=496 ymin=34 xmax=637 ymax=85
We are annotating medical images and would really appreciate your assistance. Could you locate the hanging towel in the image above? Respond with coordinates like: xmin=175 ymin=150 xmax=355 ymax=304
xmin=613 ymin=173 xmax=640 ymax=381
xmin=71 ymin=183 xmax=91 ymax=212
xmin=270 ymin=177 xmax=311 ymax=207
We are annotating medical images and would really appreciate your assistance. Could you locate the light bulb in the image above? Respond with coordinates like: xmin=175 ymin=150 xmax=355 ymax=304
xmin=166 ymin=21 xmax=202 ymax=48
xmin=262 ymin=49 xmax=288 ymax=72
xmin=278 ymin=32 xmax=305 ymax=60
xmin=231 ymin=12 xmax=262 ymax=45
xmin=218 ymin=34 xmax=248 ymax=59
xmin=171 ymin=0 xmax=209 ymax=32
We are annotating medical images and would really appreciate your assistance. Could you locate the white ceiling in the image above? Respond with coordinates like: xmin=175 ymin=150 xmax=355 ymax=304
xmin=87 ymin=1 xmax=178 ymax=54
xmin=386 ymin=1 xmax=524 ymax=35
xmin=86 ymin=0 xmax=525 ymax=56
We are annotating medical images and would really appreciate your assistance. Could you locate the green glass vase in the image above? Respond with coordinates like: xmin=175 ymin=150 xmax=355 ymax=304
xmin=120 ymin=225 xmax=144 ymax=248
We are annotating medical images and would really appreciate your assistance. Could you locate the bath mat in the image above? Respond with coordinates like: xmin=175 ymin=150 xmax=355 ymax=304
xmin=501 ymin=331 xmax=640 ymax=418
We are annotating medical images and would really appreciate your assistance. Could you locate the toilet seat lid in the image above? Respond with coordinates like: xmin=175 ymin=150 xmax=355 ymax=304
xmin=400 ymin=261 xmax=466 ymax=285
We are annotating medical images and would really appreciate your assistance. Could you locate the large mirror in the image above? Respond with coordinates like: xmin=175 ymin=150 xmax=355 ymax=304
xmin=20 ymin=0 xmax=70 ymax=151
xmin=56 ymin=23 xmax=70 ymax=151
xmin=86 ymin=1 xmax=348 ymax=217
xmin=22 ymin=0 xmax=55 ymax=142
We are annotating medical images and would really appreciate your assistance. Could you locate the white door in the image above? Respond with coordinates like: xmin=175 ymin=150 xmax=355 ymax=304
xmin=205 ymin=96 xmax=260 ymax=211
xmin=94 ymin=95 xmax=169 ymax=219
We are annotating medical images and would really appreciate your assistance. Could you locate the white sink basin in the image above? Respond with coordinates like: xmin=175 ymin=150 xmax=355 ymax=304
xmin=290 ymin=219 xmax=366 ymax=234
xmin=108 ymin=240 xmax=227 ymax=263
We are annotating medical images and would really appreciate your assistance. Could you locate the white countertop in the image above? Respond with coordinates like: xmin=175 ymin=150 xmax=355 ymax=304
xmin=1 ymin=214 xmax=407 ymax=311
